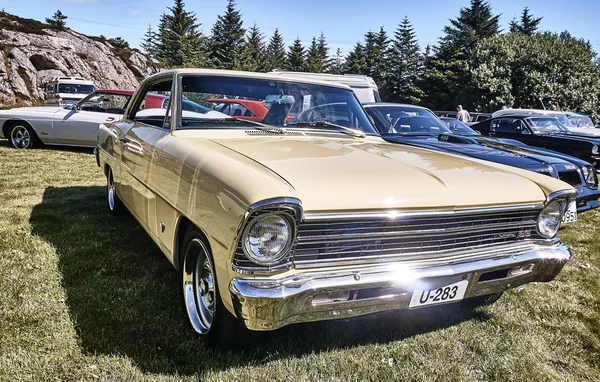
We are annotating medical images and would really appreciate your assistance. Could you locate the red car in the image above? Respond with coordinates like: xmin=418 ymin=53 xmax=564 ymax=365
xmin=203 ymin=98 xmax=269 ymax=122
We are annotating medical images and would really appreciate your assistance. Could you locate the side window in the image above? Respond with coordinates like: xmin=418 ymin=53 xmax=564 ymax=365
xmin=130 ymin=77 xmax=173 ymax=128
xmin=493 ymin=118 xmax=519 ymax=133
xmin=79 ymin=93 xmax=130 ymax=114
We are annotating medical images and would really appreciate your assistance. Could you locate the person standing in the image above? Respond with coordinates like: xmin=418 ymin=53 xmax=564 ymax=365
xmin=456 ymin=105 xmax=471 ymax=122
xmin=502 ymin=100 xmax=514 ymax=110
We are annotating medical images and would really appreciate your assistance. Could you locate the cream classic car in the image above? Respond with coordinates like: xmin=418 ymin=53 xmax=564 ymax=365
xmin=96 ymin=69 xmax=575 ymax=348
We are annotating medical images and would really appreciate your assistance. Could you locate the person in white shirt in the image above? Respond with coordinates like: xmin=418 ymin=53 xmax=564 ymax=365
xmin=456 ymin=105 xmax=471 ymax=122
xmin=501 ymin=100 xmax=514 ymax=110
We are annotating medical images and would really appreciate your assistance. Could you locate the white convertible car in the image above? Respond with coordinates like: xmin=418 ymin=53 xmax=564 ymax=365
xmin=0 ymin=90 xmax=223 ymax=149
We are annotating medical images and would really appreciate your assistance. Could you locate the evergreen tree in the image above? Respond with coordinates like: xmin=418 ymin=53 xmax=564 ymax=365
xmin=236 ymin=23 xmax=267 ymax=72
xmin=157 ymin=0 xmax=206 ymax=67
xmin=317 ymin=32 xmax=332 ymax=72
xmin=286 ymin=38 xmax=305 ymax=71
xmin=304 ymin=37 xmax=323 ymax=72
xmin=443 ymin=0 xmax=501 ymax=56
xmin=509 ymin=7 xmax=543 ymax=36
xmin=266 ymin=28 xmax=286 ymax=70
xmin=210 ymin=0 xmax=245 ymax=69
xmin=363 ymin=27 xmax=388 ymax=84
xmin=140 ymin=24 xmax=160 ymax=57
xmin=329 ymin=48 xmax=345 ymax=74
xmin=45 ymin=10 xmax=67 ymax=28
xmin=108 ymin=37 xmax=129 ymax=49
xmin=344 ymin=42 xmax=367 ymax=74
xmin=384 ymin=16 xmax=424 ymax=103
xmin=421 ymin=0 xmax=501 ymax=109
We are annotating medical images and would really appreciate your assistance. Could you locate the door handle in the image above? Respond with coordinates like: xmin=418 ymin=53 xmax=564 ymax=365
xmin=106 ymin=117 xmax=115 ymax=122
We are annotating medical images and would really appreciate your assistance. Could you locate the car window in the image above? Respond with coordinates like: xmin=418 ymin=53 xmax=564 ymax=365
xmin=365 ymin=106 xmax=451 ymax=135
xmin=492 ymin=118 xmax=521 ymax=133
xmin=78 ymin=93 xmax=130 ymax=114
xmin=131 ymin=77 xmax=173 ymax=128
xmin=525 ymin=117 xmax=566 ymax=133
xmin=204 ymin=101 xmax=255 ymax=117
xmin=441 ymin=118 xmax=478 ymax=135
xmin=178 ymin=75 xmax=377 ymax=134
xmin=57 ymin=84 xmax=96 ymax=94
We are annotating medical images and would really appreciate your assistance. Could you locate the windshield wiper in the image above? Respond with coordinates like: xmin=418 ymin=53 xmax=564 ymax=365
xmin=293 ymin=121 xmax=366 ymax=138
xmin=183 ymin=118 xmax=286 ymax=134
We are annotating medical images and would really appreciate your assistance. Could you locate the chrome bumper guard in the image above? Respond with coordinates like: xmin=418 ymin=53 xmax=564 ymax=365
xmin=230 ymin=241 xmax=571 ymax=331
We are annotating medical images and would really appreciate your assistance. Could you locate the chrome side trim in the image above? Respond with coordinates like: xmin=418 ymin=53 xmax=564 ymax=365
xmin=303 ymin=203 xmax=544 ymax=221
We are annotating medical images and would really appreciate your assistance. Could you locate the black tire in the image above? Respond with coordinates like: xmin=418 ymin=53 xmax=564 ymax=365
xmin=464 ymin=292 xmax=504 ymax=308
xmin=106 ymin=167 xmax=125 ymax=214
xmin=180 ymin=227 xmax=256 ymax=349
xmin=8 ymin=122 xmax=40 ymax=150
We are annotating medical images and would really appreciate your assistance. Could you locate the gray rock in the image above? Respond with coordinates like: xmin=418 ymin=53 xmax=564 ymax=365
xmin=0 ymin=15 xmax=162 ymax=107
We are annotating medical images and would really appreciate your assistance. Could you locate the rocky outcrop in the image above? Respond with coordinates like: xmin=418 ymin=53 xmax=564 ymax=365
xmin=0 ymin=12 xmax=163 ymax=107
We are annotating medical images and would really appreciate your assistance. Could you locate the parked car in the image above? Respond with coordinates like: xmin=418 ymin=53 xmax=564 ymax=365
xmin=203 ymin=98 xmax=273 ymax=123
xmin=491 ymin=109 xmax=599 ymax=135
xmin=471 ymin=114 xmax=600 ymax=170
xmin=96 ymin=69 xmax=575 ymax=348
xmin=363 ymin=103 xmax=599 ymax=214
xmin=434 ymin=111 xmax=491 ymax=123
xmin=0 ymin=89 xmax=219 ymax=149
xmin=44 ymin=76 xmax=97 ymax=107
xmin=268 ymin=70 xmax=381 ymax=103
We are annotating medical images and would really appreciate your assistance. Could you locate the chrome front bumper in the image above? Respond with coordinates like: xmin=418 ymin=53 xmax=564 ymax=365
xmin=230 ymin=241 xmax=571 ymax=331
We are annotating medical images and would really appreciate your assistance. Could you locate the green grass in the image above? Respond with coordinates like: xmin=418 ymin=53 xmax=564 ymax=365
xmin=1 ymin=141 xmax=600 ymax=381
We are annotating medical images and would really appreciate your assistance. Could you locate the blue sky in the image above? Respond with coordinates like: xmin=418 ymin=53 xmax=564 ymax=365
xmin=3 ymin=0 xmax=600 ymax=54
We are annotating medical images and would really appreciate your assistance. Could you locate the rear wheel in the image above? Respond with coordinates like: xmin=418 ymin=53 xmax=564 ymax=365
xmin=9 ymin=122 xmax=39 ymax=149
xmin=106 ymin=167 xmax=124 ymax=214
xmin=181 ymin=228 xmax=254 ymax=349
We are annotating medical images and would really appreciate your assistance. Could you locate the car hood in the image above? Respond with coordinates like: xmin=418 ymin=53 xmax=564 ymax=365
xmin=207 ymin=135 xmax=551 ymax=213
xmin=567 ymin=127 xmax=600 ymax=136
xmin=549 ymin=131 xmax=600 ymax=143
xmin=384 ymin=134 xmax=570 ymax=167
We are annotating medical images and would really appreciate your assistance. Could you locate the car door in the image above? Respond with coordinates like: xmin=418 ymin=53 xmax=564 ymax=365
xmin=118 ymin=75 xmax=174 ymax=228
xmin=52 ymin=92 xmax=129 ymax=146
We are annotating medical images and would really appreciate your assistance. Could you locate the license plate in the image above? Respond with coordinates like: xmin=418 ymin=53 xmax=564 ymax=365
xmin=409 ymin=279 xmax=469 ymax=308
xmin=562 ymin=200 xmax=577 ymax=224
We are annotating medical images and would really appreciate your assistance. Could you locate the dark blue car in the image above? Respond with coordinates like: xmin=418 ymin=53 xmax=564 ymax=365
xmin=363 ymin=103 xmax=600 ymax=213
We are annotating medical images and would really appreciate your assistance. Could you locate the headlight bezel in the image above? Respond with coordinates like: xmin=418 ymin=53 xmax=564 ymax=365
xmin=581 ymin=165 xmax=597 ymax=186
xmin=592 ymin=145 xmax=599 ymax=155
xmin=536 ymin=199 xmax=564 ymax=239
xmin=241 ymin=212 xmax=296 ymax=266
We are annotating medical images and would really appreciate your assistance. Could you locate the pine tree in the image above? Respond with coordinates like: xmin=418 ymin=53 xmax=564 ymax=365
xmin=157 ymin=0 xmax=206 ymax=67
xmin=363 ymin=27 xmax=388 ymax=83
xmin=304 ymin=37 xmax=323 ymax=72
xmin=266 ymin=28 xmax=286 ymax=70
xmin=329 ymin=48 xmax=345 ymax=74
xmin=45 ymin=10 xmax=67 ymax=28
xmin=444 ymin=0 xmax=501 ymax=56
xmin=344 ymin=42 xmax=367 ymax=74
xmin=286 ymin=38 xmax=305 ymax=71
xmin=236 ymin=23 xmax=267 ymax=72
xmin=509 ymin=7 xmax=543 ymax=36
xmin=384 ymin=16 xmax=424 ymax=103
xmin=140 ymin=24 xmax=159 ymax=57
xmin=317 ymin=32 xmax=332 ymax=72
xmin=421 ymin=0 xmax=501 ymax=109
xmin=209 ymin=0 xmax=245 ymax=69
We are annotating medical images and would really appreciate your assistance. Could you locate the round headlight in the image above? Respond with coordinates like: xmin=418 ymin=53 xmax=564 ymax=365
xmin=582 ymin=165 xmax=596 ymax=185
xmin=592 ymin=145 xmax=599 ymax=155
xmin=242 ymin=213 xmax=293 ymax=265
xmin=537 ymin=200 xmax=563 ymax=238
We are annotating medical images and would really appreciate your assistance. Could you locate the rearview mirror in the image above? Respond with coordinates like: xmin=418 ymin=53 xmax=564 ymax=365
xmin=264 ymin=94 xmax=295 ymax=105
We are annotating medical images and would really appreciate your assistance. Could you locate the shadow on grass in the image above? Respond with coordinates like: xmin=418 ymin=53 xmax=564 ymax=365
xmin=0 ymin=138 xmax=93 ymax=153
xmin=30 ymin=185 xmax=491 ymax=375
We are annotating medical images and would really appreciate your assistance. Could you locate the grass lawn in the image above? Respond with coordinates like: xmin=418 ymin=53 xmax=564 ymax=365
xmin=0 ymin=141 xmax=599 ymax=381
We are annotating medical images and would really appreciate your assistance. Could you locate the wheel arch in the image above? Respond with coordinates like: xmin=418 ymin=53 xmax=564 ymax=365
xmin=2 ymin=118 xmax=39 ymax=140
xmin=173 ymin=215 xmax=212 ymax=271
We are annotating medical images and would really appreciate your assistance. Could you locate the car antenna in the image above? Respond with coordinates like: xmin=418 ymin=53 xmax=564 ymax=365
xmin=539 ymin=98 xmax=546 ymax=110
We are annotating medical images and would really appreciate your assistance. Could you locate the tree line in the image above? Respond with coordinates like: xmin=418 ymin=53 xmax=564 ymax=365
xmin=137 ymin=0 xmax=600 ymax=117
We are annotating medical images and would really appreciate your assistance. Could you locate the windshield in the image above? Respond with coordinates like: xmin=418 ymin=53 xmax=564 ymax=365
xmin=526 ymin=117 xmax=570 ymax=133
xmin=57 ymin=84 xmax=96 ymax=94
xmin=440 ymin=118 xmax=478 ymax=135
xmin=178 ymin=75 xmax=377 ymax=134
xmin=364 ymin=105 xmax=451 ymax=135
xmin=567 ymin=114 xmax=594 ymax=128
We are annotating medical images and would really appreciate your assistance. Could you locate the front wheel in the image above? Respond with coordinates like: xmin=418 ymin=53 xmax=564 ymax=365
xmin=181 ymin=228 xmax=254 ymax=349
xmin=9 ymin=122 xmax=39 ymax=149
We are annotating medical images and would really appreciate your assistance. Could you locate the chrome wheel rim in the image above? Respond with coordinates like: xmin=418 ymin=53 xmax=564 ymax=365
xmin=183 ymin=238 xmax=215 ymax=334
xmin=11 ymin=125 xmax=30 ymax=149
xmin=107 ymin=177 xmax=115 ymax=211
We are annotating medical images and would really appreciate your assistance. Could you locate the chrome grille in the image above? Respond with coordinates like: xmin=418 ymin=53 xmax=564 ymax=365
xmin=292 ymin=208 xmax=543 ymax=268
